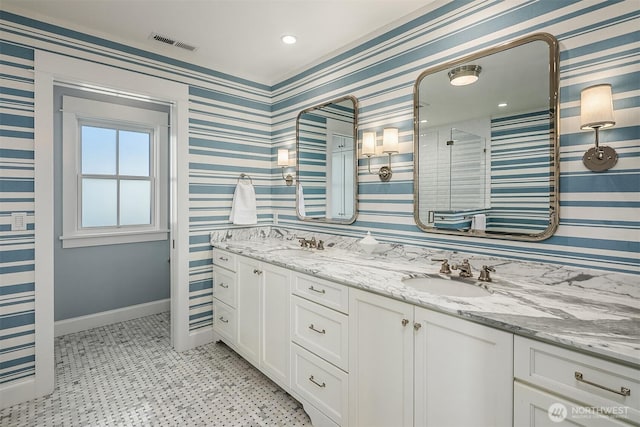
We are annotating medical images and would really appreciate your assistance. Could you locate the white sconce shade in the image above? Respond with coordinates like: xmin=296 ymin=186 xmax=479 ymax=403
xmin=382 ymin=127 xmax=399 ymax=153
xmin=362 ymin=131 xmax=376 ymax=156
xmin=580 ymin=84 xmax=615 ymax=129
xmin=277 ymin=148 xmax=293 ymax=185
xmin=580 ymin=83 xmax=617 ymax=172
xmin=277 ymin=148 xmax=290 ymax=167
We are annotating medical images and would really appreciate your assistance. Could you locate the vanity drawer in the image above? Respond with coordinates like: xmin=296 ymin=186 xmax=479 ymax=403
xmin=291 ymin=295 xmax=349 ymax=371
xmin=212 ymin=248 xmax=236 ymax=272
xmin=293 ymin=273 xmax=349 ymax=314
xmin=213 ymin=300 xmax=236 ymax=345
xmin=514 ymin=382 xmax=631 ymax=426
xmin=213 ymin=267 xmax=236 ymax=308
xmin=514 ymin=336 xmax=639 ymax=424
xmin=291 ymin=343 xmax=348 ymax=427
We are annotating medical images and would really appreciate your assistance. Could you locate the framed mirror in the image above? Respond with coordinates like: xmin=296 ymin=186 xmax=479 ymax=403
xmin=296 ymin=95 xmax=358 ymax=224
xmin=413 ymin=33 xmax=559 ymax=241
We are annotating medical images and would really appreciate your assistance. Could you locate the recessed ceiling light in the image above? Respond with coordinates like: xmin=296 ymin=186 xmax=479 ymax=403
xmin=498 ymin=102 xmax=508 ymax=107
xmin=281 ymin=35 xmax=297 ymax=45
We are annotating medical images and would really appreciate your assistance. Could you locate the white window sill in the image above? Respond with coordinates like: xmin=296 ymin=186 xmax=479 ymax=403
xmin=60 ymin=229 xmax=169 ymax=248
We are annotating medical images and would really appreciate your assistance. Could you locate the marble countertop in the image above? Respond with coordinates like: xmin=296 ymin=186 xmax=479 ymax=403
xmin=210 ymin=228 xmax=640 ymax=367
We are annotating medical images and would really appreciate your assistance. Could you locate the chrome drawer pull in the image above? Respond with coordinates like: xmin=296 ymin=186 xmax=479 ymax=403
xmin=402 ymin=319 xmax=409 ymax=327
xmin=309 ymin=375 xmax=326 ymax=388
xmin=218 ymin=256 xmax=229 ymax=262
xmin=218 ymin=316 xmax=229 ymax=324
xmin=574 ymin=371 xmax=631 ymax=397
xmin=219 ymin=283 xmax=229 ymax=289
xmin=253 ymin=268 xmax=263 ymax=275
xmin=308 ymin=324 xmax=326 ymax=334
xmin=308 ymin=285 xmax=326 ymax=294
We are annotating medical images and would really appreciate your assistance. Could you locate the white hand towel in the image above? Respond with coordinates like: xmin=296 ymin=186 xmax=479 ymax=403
xmin=471 ymin=214 xmax=486 ymax=231
xmin=297 ymin=182 xmax=306 ymax=217
xmin=229 ymin=181 xmax=257 ymax=225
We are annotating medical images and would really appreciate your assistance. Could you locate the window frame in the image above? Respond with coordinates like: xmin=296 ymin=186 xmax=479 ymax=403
xmin=61 ymin=96 xmax=169 ymax=248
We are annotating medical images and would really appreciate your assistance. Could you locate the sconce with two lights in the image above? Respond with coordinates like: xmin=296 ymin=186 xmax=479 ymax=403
xmin=362 ymin=127 xmax=399 ymax=182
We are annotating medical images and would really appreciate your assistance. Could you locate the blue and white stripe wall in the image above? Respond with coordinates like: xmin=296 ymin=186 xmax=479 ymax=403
xmin=0 ymin=0 xmax=638 ymax=389
xmin=273 ymin=0 xmax=639 ymax=275
xmin=0 ymin=9 xmax=274 ymax=385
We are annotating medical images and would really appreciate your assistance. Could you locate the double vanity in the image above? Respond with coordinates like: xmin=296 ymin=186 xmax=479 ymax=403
xmin=206 ymin=29 xmax=638 ymax=427
xmin=210 ymin=228 xmax=639 ymax=427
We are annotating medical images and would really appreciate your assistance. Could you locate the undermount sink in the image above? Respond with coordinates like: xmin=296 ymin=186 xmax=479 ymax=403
xmin=275 ymin=248 xmax=316 ymax=257
xmin=402 ymin=275 xmax=491 ymax=297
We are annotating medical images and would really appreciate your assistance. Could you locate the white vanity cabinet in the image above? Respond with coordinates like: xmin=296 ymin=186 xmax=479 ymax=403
xmin=348 ymin=288 xmax=513 ymax=427
xmin=234 ymin=255 xmax=292 ymax=390
xmin=213 ymin=246 xmax=636 ymax=427
xmin=290 ymin=273 xmax=350 ymax=427
xmin=212 ymin=249 xmax=238 ymax=345
xmin=514 ymin=336 xmax=639 ymax=426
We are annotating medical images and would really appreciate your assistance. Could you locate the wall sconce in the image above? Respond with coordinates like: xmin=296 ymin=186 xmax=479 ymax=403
xmin=580 ymin=84 xmax=617 ymax=172
xmin=361 ymin=128 xmax=399 ymax=182
xmin=379 ymin=127 xmax=399 ymax=182
xmin=277 ymin=148 xmax=294 ymax=186
xmin=361 ymin=131 xmax=376 ymax=173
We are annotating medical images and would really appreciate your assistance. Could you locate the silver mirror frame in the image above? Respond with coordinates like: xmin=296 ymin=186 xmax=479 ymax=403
xmin=296 ymin=95 xmax=359 ymax=224
xmin=413 ymin=32 xmax=559 ymax=241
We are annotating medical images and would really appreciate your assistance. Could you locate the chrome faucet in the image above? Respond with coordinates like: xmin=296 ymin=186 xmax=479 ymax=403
xmin=432 ymin=259 xmax=451 ymax=274
xmin=451 ymin=259 xmax=472 ymax=278
xmin=478 ymin=265 xmax=495 ymax=282
xmin=298 ymin=236 xmax=324 ymax=250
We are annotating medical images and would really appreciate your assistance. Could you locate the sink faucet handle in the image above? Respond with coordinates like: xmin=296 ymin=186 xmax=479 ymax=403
xmin=478 ymin=265 xmax=495 ymax=282
xmin=431 ymin=258 xmax=451 ymax=274
xmin=317 ymin=240 xmax=324 ymax=250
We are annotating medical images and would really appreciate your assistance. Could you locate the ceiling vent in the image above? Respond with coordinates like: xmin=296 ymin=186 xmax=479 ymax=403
xmin=149 ymin=32 xmax=197 ymax=52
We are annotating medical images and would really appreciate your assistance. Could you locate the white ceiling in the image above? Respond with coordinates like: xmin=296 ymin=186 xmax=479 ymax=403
xmin=3 ymin=0 xmax=434 ymax=85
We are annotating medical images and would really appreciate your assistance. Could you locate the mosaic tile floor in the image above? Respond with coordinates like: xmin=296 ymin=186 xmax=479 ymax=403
xmin=1 ymin=312 xmax=312 ymax=426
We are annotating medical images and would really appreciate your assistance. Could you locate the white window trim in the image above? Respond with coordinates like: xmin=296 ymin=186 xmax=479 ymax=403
xmin=60 ymin=96 xmax=169 ymax=248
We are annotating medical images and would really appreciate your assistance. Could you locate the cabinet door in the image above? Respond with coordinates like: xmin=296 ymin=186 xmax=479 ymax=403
xmin=349 ymin=288 xmax=413 ymax=427
xmin=236 ymin=257 xmax=261 ymax=365
xmin=260 ymin=263 xmax=291 ymax=389
xmin=514 ymin=382 xmax=630 ymax=426
xmin=413 ymin=307 xmax=513 ymax=427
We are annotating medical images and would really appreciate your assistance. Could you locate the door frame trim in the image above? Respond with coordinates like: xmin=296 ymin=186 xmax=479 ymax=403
xmin=27 ymin=51 xmax=190 ymax=403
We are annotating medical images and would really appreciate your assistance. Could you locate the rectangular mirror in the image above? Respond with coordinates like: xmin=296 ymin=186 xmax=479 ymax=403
xmin=414 ymin=33 xmax=559 ymax=241
xmin=296 ymin=96 xmax=358 ymax=224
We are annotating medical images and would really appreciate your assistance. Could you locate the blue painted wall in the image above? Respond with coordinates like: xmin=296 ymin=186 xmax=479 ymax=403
xmin=52 ymin=86 xmax=171 ymax=321
xmin=0 ymin=1 xmax=638 ymax=387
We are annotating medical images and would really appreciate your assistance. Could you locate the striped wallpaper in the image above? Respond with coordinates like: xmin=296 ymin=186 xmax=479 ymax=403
xmin=272 ymin=0 xmax=639 ymax=275
xmin=0 ymin=0 xmax=638 ymax=389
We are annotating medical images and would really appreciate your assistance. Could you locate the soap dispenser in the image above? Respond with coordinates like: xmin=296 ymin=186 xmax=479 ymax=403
xmin=359 ymin=231 xmax=380 ymax=254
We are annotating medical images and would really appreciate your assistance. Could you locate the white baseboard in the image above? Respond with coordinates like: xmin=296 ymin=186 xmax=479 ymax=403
xmin=54 ymin=299 xmax=170 ymax=337
xmin=0 ymin=377 xmax=37 ymax=409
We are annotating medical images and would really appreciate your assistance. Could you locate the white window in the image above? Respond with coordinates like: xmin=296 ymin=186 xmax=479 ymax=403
xmin=61 ymin=96 xmax=169 ymax=248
